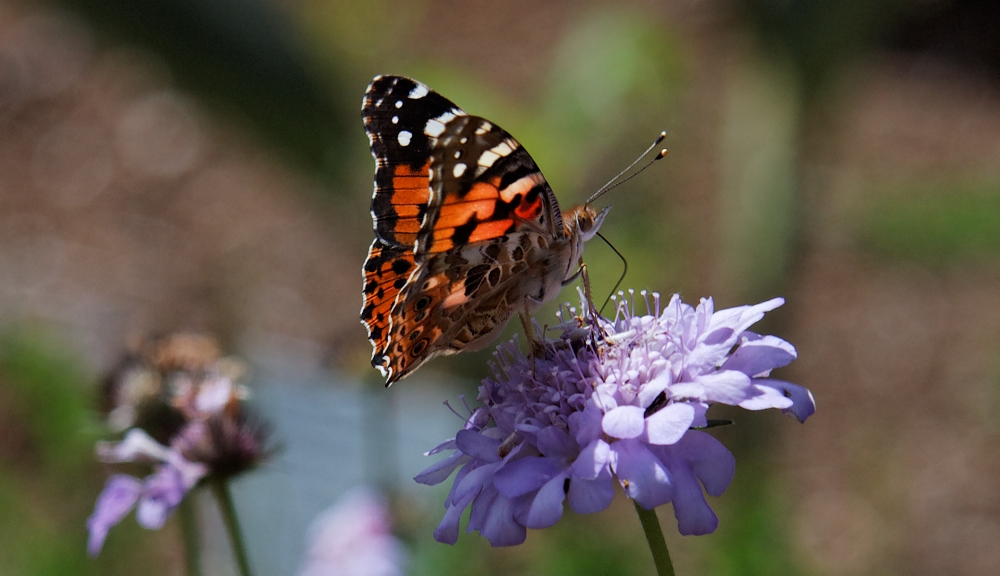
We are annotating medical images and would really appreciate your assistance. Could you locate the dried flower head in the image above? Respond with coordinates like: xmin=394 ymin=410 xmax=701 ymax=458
xmin=87 ymin=333 xmax=270 ymax=556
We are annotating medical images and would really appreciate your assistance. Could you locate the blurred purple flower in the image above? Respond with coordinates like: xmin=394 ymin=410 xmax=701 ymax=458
xmin=88 ymin=335 xmax=269 ymax=556
xmin=416 ymin=290 xmax=815 ymax=545
xmin=297 ymin=488 xmax=407 ymax=576
xmin=87 ymin=429 xmax=208 ymax=555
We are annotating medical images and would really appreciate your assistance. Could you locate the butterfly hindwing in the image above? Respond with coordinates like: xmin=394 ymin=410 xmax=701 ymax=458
xmin=361 ymin=239 xmax=416 ymax=364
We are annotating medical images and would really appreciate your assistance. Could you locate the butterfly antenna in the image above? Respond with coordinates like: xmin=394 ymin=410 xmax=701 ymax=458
xmin=586 ymin=131 xmax=668 ymax=206
xmin=596 ymin=232 xmax=628 ymax=315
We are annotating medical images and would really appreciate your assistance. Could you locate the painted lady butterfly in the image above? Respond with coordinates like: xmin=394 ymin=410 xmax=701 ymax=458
xmin=361 ymin=75 xmax=609 ymax=385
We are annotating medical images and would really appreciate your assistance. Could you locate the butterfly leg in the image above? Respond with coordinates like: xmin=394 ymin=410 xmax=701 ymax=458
xmin=579 ymin=263 xmax=599 ymax=319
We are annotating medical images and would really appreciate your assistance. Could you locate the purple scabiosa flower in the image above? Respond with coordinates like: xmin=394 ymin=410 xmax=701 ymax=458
xmin=416 ymin=290 xmax=815 ymax=545
xmin=297 ymin=488 xmax=407 ymax=576
xmin=88 ymin=334 xmax=270 ymax=556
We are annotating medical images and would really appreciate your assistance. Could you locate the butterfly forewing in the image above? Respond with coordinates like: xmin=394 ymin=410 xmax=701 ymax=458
xmin=417 ymin=114 xmax=564 ymax=258
xmin=363 ymin=75 xmax=465 ymax=247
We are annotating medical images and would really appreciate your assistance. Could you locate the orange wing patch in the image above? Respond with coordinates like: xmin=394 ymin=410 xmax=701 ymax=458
xmin=372 ymin=161 xmax=430 ymax=246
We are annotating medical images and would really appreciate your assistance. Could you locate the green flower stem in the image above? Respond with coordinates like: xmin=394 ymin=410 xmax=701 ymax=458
xmin=634 ymin=501 xmax=676 ymax=576
xmin=178 ymin=494 xmax=202 ymax=576
xmin=211 ymin=479 xmax=253 ymax=576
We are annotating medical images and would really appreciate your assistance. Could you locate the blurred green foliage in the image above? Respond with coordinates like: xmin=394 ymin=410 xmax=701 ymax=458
xmin=858 ymin=180 xmax=1000 ymax=264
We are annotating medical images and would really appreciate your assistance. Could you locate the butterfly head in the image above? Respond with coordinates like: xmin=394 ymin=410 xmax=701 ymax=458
xmin=569 ymin=204 xmax=611 ymax=243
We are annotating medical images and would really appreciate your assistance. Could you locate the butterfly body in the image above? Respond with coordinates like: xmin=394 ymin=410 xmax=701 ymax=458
xmin=361 ymin=75 xmax=607 ymax=385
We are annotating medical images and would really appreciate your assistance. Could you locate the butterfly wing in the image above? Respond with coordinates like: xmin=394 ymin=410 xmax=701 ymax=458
xmin=376 ymin=109 xmax=575 ymax=383
xmin=361 ymin=75 xmax=588 ymax=385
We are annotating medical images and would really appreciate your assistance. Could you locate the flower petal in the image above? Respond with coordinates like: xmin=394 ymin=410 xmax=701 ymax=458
xmin=753 ymin=379 xmax=816 ymax=423
xmin=570 ymin=440 xmax=610 ymax=480
xmin=665 ymin=455 xmax=719 ymax=536
xmin=470 ymin=486 xmax=527 ymax=546
xmin=671 ymin=431 xmax=735 ymax=497
xmin=525 ymin=473 xmax=568 ymax=528
xmin=137 ymin=465 xmax=189 ymax=529
xmin=569 ymin=403 xmax=604 ymax=446
xmin=611 ymin=440 xmax=674 ymax=509
xmin=602 ymin=405 xmax=645 ymax=439
xmin=567 ymin=468 xmax=614 ymax=514
xmin=87 ymin=475 xmax=142 ymax=556
xmin=695 ymin=370 xmax=753 ymax=404
xmin=643 ymin=403 xmax=695 ymax=445
xmin=433 ymin=487 xmax=477 ymax=545
xmin=96 ymin=428 xmax=170 ymax=463
xmin=723 ymin=335 xmax=796 ymax=376
xmin=414 ymin=451 xmax=470 ymax=486
xmin=494 ymin=457 xmax=563 ymax=498
xmin=536 ymin=426 xmax=576 ymax=459
xmin=455 ymin=429 xmax=502 ymax=463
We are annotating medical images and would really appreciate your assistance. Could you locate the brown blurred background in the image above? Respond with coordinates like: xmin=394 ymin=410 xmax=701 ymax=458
xmin=1 ymin=0 xmax=999 ymax=574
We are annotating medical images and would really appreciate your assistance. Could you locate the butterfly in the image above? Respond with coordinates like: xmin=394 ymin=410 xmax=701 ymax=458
xmin=361 ymin=75 xmax=610 ymax=385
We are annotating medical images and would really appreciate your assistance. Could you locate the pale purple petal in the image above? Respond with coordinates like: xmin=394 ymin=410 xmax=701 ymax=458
xmin=738 ymin=385 xmax=793 ymax=411
xmin=670 ymin=431 xmax=735 ymax=497
xmin=602 ymin=406 xmax=645 ymax=439
xmin=87 ymin=475 xmax=142 ymax=556
xmin=433 ymin=487 xmax=476 ymax=544
xmin=96 ymin=428 xmax=170 ymax=463
xmin=722 ymin=335 xmax=796 ymax=376
xmin=754 ymin=379 xmax=816 ymax=423
xmin=494 ymin=457 xmax=563 ymax=498
xmin=536 ymin=426 xmax=576 ymax=458
xmin=414 ymin=451 xmax=470 ymax=485
xmin=636 ymin=373 xmax=672 ymax=407
xmin=570 ymin=440 xmax=610 ymax=480
xmin=567 ymin=469 xmax=614 ymax=514
xmin=136 ymin=464 xmax=189 ymax=529
xmin=469 ymin=487 xmax=526 ymax=546
xmin=663 ymin=454 xmax=719 ymax=535
xmin=569 ymin=403 xmax=603 ymax=445
xmin=455 ymin=429 xmax=502 ymax=462
xmin=424 ymin=437 xmax=457 ymax=456
xmin=695 ymin=370 xmax=754 ymax=404
xmin=643 ymin=403 xmax=695 ymax=445
xmin=611 ymin=440 xmax=674 ymax=509
xmin=451 ymin=462 xmax=501 ymax=506
xmin=525 ymin=473 xmax=568 ymax=528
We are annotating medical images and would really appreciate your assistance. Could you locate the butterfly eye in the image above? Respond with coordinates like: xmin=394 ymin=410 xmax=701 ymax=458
xmin=578 ymin=213 xmax=594 ymax=232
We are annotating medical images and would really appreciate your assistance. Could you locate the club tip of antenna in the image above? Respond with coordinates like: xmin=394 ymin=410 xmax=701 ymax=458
xmin=655 ymin=148 xmax=669 ymax=160
xmin=655 ymin=131 xmax=667 ymax=144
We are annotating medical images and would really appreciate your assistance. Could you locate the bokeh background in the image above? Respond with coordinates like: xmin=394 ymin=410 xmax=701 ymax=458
xmin=2 ymin=0 xmax=999 ymax=574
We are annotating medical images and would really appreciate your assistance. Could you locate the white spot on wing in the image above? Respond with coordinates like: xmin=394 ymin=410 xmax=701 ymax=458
xmin=391 ymin=116 xmax=398 ymax=124
xmin=478 ymin=149 xmax=500 ymax=168
xmin=409 ymin=84 xmax=429 ymax=99
xmin=398 ymin=130 xmax=412 ymax=146
xmin=425 ymin=119 xmax=446 ymax=138
xmin=475 ymin=121 xmax=492 ymax=135
xmin=395 ymin=100 xmax=403 ymax=108
xmin=453 ymin=163 xmax=467 ymax=177
xmin=425 ymin=111 xmax=463 ymax=138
